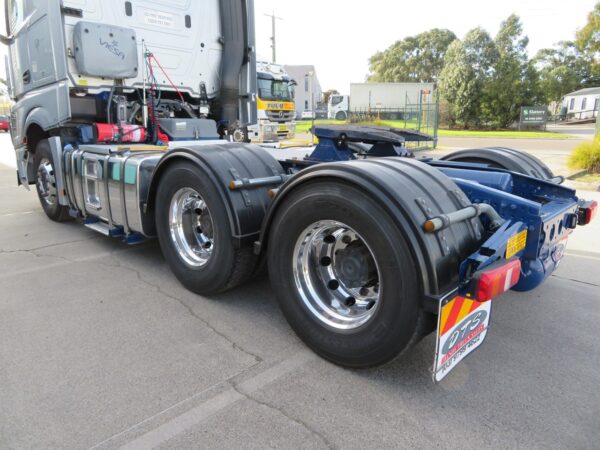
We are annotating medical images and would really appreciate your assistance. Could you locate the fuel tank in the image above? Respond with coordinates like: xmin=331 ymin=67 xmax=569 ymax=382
xmin=63 ymin=144 xmax=166 ymax=236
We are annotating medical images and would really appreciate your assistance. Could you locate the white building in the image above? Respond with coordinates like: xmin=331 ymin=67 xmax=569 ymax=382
xmin=283 ymin=65 xmax=322 ymax=119
xmin=562 ymin=87 xmax=600 ymax=119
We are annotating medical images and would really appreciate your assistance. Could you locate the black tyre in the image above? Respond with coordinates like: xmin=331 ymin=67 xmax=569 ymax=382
xmin=33 ymin=139 xmax=71 ymax=222
xmin=267 ymin=180 xmax=424 ymax=368
xmin=155 ymin=161 xmax=257 ymax=295
xmin=335 ymin=111 xmax=347 ymax=121
xmin=440 ymin=147 xmax=557 ymax=181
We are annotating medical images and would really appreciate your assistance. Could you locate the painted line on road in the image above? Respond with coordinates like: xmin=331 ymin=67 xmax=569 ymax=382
xmin=114 ymin=351 xmax=315 ymax=450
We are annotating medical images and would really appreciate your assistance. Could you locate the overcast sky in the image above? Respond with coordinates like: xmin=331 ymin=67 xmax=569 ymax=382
xmin=255 ymin=0 xmax=598 ymax=93
xmin=0 ymin=0 xmax=597 ymax=95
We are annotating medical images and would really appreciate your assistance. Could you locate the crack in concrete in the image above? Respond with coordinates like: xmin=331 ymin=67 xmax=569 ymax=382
xmin=551 ymin=274 xmax=600 ymax=288
xmin=103 ymin=255 xmax=263 ymax=365
xmin=232 ymin=383 xmax=334 ymax=449
xmin=0 ymin=236 xmax=100 ymax=255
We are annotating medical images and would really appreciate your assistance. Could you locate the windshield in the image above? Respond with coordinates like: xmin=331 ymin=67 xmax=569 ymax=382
xmin=330 ymin=95 xmax=344 ymax=106
xmin=258 ymin=78 xmax=293 ymax=101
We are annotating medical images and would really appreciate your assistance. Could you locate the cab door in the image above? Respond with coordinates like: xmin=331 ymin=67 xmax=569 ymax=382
xmin=7 ymin=0 xmax=69 ymax=98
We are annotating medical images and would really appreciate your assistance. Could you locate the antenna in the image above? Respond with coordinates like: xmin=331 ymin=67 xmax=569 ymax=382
xmin=264 ymin=10 xmax=282 ymax=63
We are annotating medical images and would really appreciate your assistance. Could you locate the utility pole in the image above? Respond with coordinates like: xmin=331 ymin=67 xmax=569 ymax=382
xmin=264 ymin=11 xmax=282 ymax=63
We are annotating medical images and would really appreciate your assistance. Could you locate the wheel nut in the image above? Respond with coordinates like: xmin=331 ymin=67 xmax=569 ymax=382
xmin=324 ymin=235 xmax=336 ymax=244
xmin=359 ymin=287 xmax=369 ymax=296
xmin=203 ymin=241 xmax=212 ymax=249
xmin=195 ymin=208 xmax=202 ymax=215
xmin=196 ymin=226 xmax=203 ymax=233
xmin=327 ymin=279 xmax=339 ymax=290
xmin=320 ymin=256 xmax=332 ymax=266
xmin=366 ymin=300 xmax=376 ymax=310
xmin=341 ymin=235 xmax=352 ymax=244
xmin=345 ymin=296 xmax=355 ymax=307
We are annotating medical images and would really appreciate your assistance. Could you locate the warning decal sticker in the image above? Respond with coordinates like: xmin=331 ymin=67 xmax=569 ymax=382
xmin=433 ymin=296 xmax=491 ymax=382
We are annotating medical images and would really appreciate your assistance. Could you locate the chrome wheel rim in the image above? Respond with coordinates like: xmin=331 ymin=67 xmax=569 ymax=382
xmin=232 ymin=128 xmax=246 ymax=142
xmin=293 ymin=220 xmax=381 ymax=330
xmin=169 ymin=187 xmax=215 ymax=267
xmin=36 ymin=158 xmax=57 ymax=206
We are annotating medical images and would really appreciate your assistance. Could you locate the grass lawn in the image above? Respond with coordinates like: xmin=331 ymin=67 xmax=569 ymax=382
xmin=436 ymin=129 xmax=569 ymax=139
xmin=295 ymin=119 xmax=570 ymax=139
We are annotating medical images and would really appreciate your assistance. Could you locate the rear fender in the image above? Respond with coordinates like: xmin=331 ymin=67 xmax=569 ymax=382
xmin=258 ymin=158 xmax=484 ymax=299
xmin=144 ymin=143 xmax=285 ymax=245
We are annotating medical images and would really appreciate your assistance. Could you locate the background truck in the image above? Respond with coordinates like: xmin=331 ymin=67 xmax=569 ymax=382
xmin=3 ymin=0 xmax=596 ymax=381
xmin=328 ymin=82 xmax=435 ymax=120
xmin=234 ymin=61 xmax=295 ymax=143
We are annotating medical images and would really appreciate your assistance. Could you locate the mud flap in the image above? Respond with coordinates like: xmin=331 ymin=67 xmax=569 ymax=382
xmin=433 ymin=294 xmax=492 ymax=382
xmin=15 ymin=146 xmax=30 ymax=189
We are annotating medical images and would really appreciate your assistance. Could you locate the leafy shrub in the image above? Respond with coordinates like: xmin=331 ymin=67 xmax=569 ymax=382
xmin=568 ymin=137 xmax=600 ymax=172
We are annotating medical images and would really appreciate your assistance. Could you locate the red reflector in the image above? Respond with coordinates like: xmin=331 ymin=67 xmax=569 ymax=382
xmin=473 ymin=259 xmax=521 ymax=302
xmin=583 ymin=200 xmax=598 ymax=225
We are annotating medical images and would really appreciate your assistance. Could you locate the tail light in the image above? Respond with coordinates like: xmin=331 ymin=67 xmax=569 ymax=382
xmin=470 ymin=259 xmax=521 ymax=302
xmin=578 ymin=200 xmax=598 ymax=226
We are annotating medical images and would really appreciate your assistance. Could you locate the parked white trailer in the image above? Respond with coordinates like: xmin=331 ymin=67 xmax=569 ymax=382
xmin=328 ymin=82 xmax=435 ymax=120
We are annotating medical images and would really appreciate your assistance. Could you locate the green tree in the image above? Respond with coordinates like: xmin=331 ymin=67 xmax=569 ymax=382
xmin=485 ymin=14 xmax=530 ymax=128
xmin=576 ymin=2 xmax=600 ymax=78
xmin=534 ymin=42 xmax=590 ymax=105
xmin=321 ymin=89 xmax=339 ymax=105
xmin=438 ymin=40 xmax=479 ymax=128
xmin=438 ymin=28 xmax=497 ymax=128
xmin=368 ymin=29 xmax=456 ymax=82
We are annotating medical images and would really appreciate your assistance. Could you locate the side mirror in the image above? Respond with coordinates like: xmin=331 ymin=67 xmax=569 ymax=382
xmin=0 ymin=34 xmax=13 ymax=45
xmin=289 ymin=79 xmax=297 ymax=86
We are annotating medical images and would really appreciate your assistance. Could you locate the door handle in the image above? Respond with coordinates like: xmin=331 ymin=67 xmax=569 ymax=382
xmin=22 ymin=70 xmax=31 ymax=84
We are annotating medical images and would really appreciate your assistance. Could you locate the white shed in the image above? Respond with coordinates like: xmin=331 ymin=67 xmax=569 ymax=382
xmin=562 ymin=87 xmax=600 ymax=119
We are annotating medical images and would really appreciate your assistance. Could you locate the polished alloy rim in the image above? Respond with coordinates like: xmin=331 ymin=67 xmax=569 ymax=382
xmin=293 ymin=220 xmax=381 ymax=330
xmin=36 ymin=158 xmax=57 ymax=206
xmin=169 ymin=187 xmax=214 ymax=267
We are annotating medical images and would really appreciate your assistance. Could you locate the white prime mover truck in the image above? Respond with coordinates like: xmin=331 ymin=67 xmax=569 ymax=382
xmin=328 ymin=82 xmax=435 ymax=120
xmin=237 ymin=61 xmax=295 ymax=143
xmin=3 ymin=0 xmax=595 ymax=381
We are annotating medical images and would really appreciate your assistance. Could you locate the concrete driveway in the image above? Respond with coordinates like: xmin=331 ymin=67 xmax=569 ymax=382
xmin=1 ymin=133 xmax=599 ymax=449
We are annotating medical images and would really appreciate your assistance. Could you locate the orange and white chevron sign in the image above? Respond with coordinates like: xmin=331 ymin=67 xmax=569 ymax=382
xmin=434 ymin=296 xmax=492 ymax=382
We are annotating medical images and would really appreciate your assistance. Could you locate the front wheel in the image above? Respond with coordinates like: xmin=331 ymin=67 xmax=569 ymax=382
xmin=267 ymin=181 xmax=424 ymax=368
xmin=33 ymin=139 xmax=71 ymax=222
xmin=155 ymin=161 xmax=257 ymax=295
xmin=335 ymin=111 xmax=347 ymax=121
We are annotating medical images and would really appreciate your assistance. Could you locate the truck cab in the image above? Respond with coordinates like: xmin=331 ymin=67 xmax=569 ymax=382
xmin=245 ymin=61 xmax=295 ymax=142
xmin=4 ymin=0 xmax=257 ymax=186
xmin=328 ymin=94 xmax=349 ymax=120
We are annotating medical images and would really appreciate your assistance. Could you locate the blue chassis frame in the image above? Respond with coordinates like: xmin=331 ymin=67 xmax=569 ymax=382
xmin=295 ymin=127 xmax=581 ymax=295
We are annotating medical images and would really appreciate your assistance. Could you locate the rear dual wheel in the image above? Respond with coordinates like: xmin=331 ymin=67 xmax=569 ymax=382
xmin=267 ymin=181 xmax=423 ymax=368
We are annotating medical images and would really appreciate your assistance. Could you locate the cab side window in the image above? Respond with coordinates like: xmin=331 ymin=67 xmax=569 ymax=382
xmin=8 ymin=0 xmax=25 ymax=34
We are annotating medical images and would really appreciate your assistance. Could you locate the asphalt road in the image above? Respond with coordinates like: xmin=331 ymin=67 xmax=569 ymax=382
xmin=1 ymin=132 xmax=599 ymax=449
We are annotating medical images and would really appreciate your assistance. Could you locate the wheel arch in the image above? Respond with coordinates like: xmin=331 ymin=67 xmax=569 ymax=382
xmin=23 ymin=122 xmax=50 ymax=183
xmin=259 ymin=158 xmax=484 ymax=299
xmin=144 ymin=143 xmax=284 ymax=245
xmin=439 ymin=147 xmax=555 ymax=180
